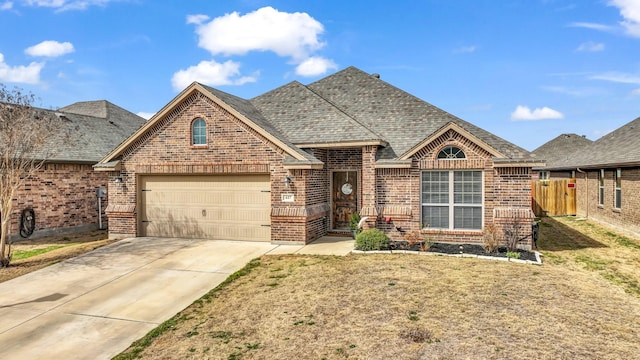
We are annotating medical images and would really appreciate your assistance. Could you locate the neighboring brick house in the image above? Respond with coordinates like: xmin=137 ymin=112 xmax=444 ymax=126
xmin=532 ymin=134 xmax=593 ymax=179
xmin=96 ymin=67 xmax=542 ymax=248
xmin=536 ymin=116 xmax=640 ymax=237
xmin=8 ymin=101 xmax=146 ymax=239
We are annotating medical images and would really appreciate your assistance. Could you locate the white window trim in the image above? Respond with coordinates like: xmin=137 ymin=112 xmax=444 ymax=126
xmin=192 ymin=118 xmax=207 ymax=146
xmin=598 ymin=169 xmax=605 ymax=206
xmin=615 ymin=168 xmax=622 ymax=209
xmin=421 ymin=170 xmax=484 ymax=231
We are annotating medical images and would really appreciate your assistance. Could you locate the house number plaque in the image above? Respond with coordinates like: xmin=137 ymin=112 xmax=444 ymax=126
xmin=281 ymin=193 xmax=295 ymax=202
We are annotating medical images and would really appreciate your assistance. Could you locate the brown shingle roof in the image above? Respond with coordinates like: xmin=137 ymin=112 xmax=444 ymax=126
xmin=542 ymin=117 xmax=640 ymax=169
xmin=532 ymin=133 xmax=593 ymax=169
xmin=42 ymin=101 xmax=147 ymax=163
xmin=303 ymin=67 xmax=533 ymax=160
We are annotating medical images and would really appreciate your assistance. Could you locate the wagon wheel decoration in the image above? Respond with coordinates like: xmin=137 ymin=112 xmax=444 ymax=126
xmin=19 ymin=208 xmax=36 ymax=238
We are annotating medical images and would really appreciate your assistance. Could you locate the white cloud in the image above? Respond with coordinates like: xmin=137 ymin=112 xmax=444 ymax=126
xmin=609 ymin=0 xmax=640 ymax=37
xmin=1 ymin=1 xmax=13 ymax=10
xmin=295 ymin=57 xmax=337 ymax=77
xmin=590 ymin=71 xmax=640 ymax=84
xmin=568 ymin=22 xmax=615 ymax=32
xmin=631 ymin=88 xmax=640 ymax=96
xmin=25 ymin=40 xmax=74 ymax=57
xmin=453 ymin=45 xmax=477 ymax=54
xmin=24 ymin=0 xmax=115 ymax=11
xmin=171 ymin=60 xmax=257 ymax=90
xmin=592 ymin=128 xmax=613 ymax=138
xmin=542 ymin=85 xmax=600 ymax=97
xmin=192 ymin=6 xmax=326 ymax=61
xmin=510 ymin=105 xmax=564 ymax=121
xmin=137 ymin=111 xmax=155 ymax=120
xmin=186 ymin=14 xmax=209 ymax=25
xmin=576 ymin=41 xmax=605 ymax=52
xmin=0 ymin=53 xmax=44 ymax=84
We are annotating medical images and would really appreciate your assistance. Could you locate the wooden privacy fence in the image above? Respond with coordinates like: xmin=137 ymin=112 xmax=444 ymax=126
xmin=531 ymin=178 xmax=576 ymax=217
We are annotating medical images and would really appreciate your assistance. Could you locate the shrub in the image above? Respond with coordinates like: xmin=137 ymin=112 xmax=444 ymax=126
xmin=402 ymin=230 xmax=431 ymax=251
xmin=482 ymin=223 xmax=500 ymax=253
xmin=349 ymin=212 xmax=362 ymax=235
xmin=355 ymin=229 xmax=390 ymax=251
xmin=503 ymin=216 xmax=524 ymax=252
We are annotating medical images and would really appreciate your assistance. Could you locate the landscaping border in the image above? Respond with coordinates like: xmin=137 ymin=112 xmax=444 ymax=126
xmin=351 ymin=248 xmax=543 ymax=265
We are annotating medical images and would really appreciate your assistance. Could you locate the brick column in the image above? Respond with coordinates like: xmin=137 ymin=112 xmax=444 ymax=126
xmin=360 ymin=146 xmax=378 ymax=228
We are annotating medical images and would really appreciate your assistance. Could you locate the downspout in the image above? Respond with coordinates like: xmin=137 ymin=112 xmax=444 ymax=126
xmin=576 ymin=168 xmax=587 ymax=218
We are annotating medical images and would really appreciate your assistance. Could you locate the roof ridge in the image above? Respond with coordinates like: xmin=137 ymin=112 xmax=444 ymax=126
xmin=302 ymin=80 xmax=388 ymax=142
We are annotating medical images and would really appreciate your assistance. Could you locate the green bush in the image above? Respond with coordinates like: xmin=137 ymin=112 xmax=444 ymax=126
xmin=355 ymin=229 xmax=390 ymax=251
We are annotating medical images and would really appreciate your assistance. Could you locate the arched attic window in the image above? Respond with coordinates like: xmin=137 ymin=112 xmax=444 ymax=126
xmin=437 ymin=146 xmax=466 ymax=159
xmin=192 ymin=118 xmax=206 ymax=146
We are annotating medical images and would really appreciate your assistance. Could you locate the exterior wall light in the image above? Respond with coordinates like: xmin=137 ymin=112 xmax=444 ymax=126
xmin=114 ymin=177 xmax=123 ymax=184
xmin=284 ymin=175 xmax=292 ymax=189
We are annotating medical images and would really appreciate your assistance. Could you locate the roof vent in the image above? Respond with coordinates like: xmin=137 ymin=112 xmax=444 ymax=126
xmin=371 ymin=73 xmax=380 ymax=79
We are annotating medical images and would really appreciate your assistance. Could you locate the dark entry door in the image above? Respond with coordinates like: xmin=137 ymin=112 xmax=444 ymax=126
xmin=332 ymin=171 xmax=358 ymax=229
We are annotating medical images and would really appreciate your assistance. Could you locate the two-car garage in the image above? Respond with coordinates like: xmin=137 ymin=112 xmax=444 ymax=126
xmin=138 ymin=175 xmax=271 ymax=242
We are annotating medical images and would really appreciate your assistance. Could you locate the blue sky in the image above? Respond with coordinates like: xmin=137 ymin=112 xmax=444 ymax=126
xmin=1 ymin=0 xmax=639 ymax=151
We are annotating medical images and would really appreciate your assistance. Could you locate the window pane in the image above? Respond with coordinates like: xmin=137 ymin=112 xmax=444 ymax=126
xmin=599 ymin=187 xmax=604 ymax=205
xmin=423 ymin=206 xmax=449 ymax=228
xmin=192 ymin=119 xmax=206 ymax=145
xmin=616 ymin=189 xmax=621 ymax=209
xmin=454 ymin=206 xmax=482 ymax=229
xmin=422 ymin=171 xmax=449 ymax=204
xmin=454 ymin=171 xmax=481 ymax=204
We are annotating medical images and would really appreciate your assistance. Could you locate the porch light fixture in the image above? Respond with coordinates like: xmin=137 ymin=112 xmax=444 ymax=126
xmin=284 ymin=175 xmax=292 ymax=189
xmin=114 ymin=177 xmax=123 ymax=184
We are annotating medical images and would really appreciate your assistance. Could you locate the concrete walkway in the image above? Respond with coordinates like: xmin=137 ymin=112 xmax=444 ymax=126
xmin=0 ymin=236 xmax=353 ymax=360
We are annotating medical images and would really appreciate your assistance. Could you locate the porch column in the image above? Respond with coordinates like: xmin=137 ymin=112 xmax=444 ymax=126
xmin=360 ymin=145 xmax=378 ymax=228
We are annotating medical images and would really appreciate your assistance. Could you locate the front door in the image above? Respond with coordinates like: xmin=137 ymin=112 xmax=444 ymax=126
xmin=332 ymin=171 xmax=358 ymax=230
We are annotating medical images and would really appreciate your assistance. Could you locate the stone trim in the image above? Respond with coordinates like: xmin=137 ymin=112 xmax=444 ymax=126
xmin=493 ymin=207 xmax=535 ymax=219
xmin=377 ymin=205 xmax=412 ymax=216
xmin=135 ymin=162 xmax=270 ymax=174
xmin=271 ymin=204 xmax=329 ymax=220
xmin=419 ymin=159 xmax=489 ymax=169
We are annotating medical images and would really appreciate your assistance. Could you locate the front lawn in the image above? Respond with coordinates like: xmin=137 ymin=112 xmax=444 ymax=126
xmin=116 ymin=217 xmax=640 ymax=359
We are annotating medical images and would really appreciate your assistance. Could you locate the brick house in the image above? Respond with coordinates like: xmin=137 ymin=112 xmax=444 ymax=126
xmin=536 ymin=116 xmax=640 ymax=237
xmin=8 ymin=101 xmax=146 ymax=239
xmin=96 ymin=67 xmax=542 ymax=248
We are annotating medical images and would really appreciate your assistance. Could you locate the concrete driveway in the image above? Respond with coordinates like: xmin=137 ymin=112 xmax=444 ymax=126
xmin=0 ymin=236 xmax=353 ymax=360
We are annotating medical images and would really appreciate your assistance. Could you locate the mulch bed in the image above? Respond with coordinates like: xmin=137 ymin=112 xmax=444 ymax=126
xmin=387 ymin=241 xmax=538 ymax=262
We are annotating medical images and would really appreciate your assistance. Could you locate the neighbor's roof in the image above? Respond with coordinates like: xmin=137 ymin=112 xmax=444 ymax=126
xmin=532 ymin=133 xmax=593 ymax=169
xmin=543 ymin=117 xmax=640 ymax=170
xmin=37 ymin=101 xmax=147 ymax=163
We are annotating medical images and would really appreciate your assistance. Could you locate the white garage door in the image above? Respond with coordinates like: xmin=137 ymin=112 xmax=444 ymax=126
xmin=139 ymin=175 xmax=271 ymax=241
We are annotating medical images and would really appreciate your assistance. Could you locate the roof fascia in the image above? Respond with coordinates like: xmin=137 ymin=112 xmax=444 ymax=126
xmin=98 ymin=83 xmax=307 ymax=165
xmin=297 ymin=140 xmax=388 ymax=148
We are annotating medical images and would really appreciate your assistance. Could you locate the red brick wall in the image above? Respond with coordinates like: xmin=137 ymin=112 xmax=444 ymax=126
xmin=9 ymin=163 xmax=108 ymax=239
xmin=576 ymin=168 xmax=640 ymax=237
xmin=373 ymin=130 xmax=534 ymax=248
xmin=107 ymin=92 xmax=318 ymax=243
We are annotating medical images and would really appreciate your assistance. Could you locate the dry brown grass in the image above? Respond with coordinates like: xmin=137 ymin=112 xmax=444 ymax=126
xmin=118 ymin=217 xmax=640 ymax=360
xmin=538 ymin=217 xmax=640 ymax=296
xmin=0 ymin=230 xmax=114 ymax=282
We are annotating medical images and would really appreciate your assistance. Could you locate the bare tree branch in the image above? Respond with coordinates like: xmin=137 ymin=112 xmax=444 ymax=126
xmin=0 ymin=84 xmax=68 ymax=267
